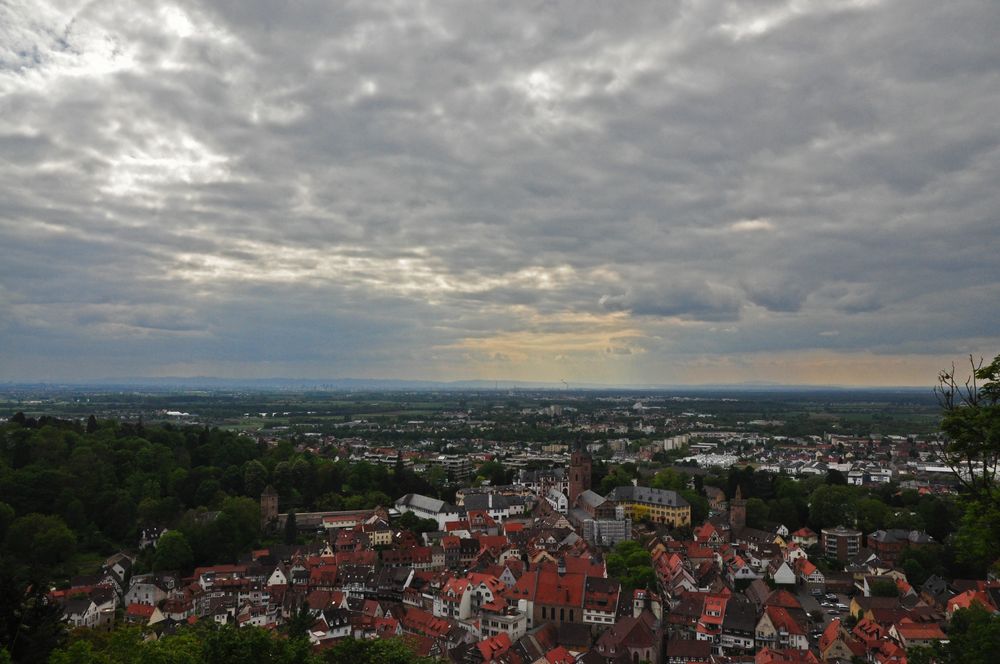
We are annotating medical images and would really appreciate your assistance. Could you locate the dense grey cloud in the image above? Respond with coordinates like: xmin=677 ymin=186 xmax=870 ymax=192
xmin=1 ymin=0 xmax=998 ymax=385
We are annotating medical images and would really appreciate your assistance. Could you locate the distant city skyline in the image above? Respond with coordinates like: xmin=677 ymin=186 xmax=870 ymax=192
xmin=2 ymin=1 xmax=998 ymax=386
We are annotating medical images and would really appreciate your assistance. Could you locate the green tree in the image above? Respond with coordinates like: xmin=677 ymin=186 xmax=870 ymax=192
xmin=650 ymin=468 xmax=687 ymax=491
xmin=935 ymin=354 xmax=1000 ymax=574
xmin=476 ymin=461 xmax=511 ymax=486
xmin=3 ymin=514 xmax=76 ymax=570
xmin=909 ymin=605 xmax=1000 ymax=664
xmin=0 ymin=564 xmax=66 ymax=663
xmin=679 ymin=489 xmax=709 ymax=525
xmin=243 ymin=460 xmax=269 ymax=498
xmin=952 ymin=502 xmax=1000 ymax=575
xmin=745 ymin=498 xmax=769 ymax=529
xmin=600 ymin=466 xmax=634 ymax=495
xmin=826 ymin=469 xmax=848 ymax=485
xmin=395 ymin=511 xmax=438 ymax=536
xmin=322 ymin=637 xmax=438 ymax=664
xmin=916 ymin=496 xmax=960 ymax=542
xmin=856 ymin=498 xmax=889 ymax=534
xmin=153 ymin=531 xmax=193 ymax=572
xmin=768 ymin=497 xmax=803 ymax=530
xmin=284 ymin=510 xmax=298 ymax=545
xmin=935 ymin=355 xmax=1000 ymax=502
xmin=808 ymin=485 xmax=858 ymax=531
xmin=869 ymin=577 xmax=899 ymax=597
xmin=0 ymin=504 xmax=14 ymax=543
xmin=283 ymin=601 xmax=314 ymax=640
xmin=606 ymin=541 xmax=654 ymax=592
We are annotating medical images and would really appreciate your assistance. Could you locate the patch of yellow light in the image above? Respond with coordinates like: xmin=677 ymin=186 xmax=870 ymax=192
xmin=672 ymin=350 xmax=976 ymax=387
xmin=445 ymin=312 xmax=643 ymax=363
xmin=728 ymin=218 xmax=775 ymax=233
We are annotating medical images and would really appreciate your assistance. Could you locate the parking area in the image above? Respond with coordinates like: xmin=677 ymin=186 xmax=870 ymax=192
xmin=795 ymin=587 xmax=852 ymax=636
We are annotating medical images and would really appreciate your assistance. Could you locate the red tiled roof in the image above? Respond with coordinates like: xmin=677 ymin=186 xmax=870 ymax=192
xmin=756 ymin=647 xmax=819 ymax=664
xmin=818 ymin=618 xmax=843 ymax=651
xmin=545 ymin=646 xmax=574 ymax=664
xmin=764 ymin=589 xmax=802 ymax=610
xmin=795 ymin=558 xmax=818 ymax=576
xmin=534 ymin=570 xmax=585 ymax=607
xmin=477 ymin=632 xmax=512 ymax=662
xmin=895 ymin=620 xmax=947 ymax=640
xmin=126 ymin=603 xmax=155 ymax=618
xmin=766 ymin=605 xmax=806 ymax=636
xmin=399 ymin=606 xmax=452 ymax=638
xmin=947 ymin=589 xmax=996 ymax=613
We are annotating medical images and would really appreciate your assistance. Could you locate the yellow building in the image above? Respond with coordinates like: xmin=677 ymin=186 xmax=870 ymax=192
xmin=607 ymin=486 xmax=691 ymax=528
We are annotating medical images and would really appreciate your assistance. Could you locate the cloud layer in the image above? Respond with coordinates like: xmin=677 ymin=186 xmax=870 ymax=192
xmin=2 ymin=0 xmax=998 ymax=385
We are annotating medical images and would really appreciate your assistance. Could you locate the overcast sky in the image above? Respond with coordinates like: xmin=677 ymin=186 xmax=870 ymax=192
xmin=1 ymin=1 xmax=998 ymax=386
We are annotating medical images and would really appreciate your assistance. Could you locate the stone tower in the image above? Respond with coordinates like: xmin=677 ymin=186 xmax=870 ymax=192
xmin=260 ymin=485 xmax=279 ymax=530
xmin=729 ymin=484 xmax=746 ymax=531
xmin=568 ymin=444 xmax=592 ymax=506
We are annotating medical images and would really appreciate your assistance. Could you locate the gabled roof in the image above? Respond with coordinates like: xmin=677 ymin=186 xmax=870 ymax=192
xmin=756 ymin=647 xmax=820 ymax=664
xmin=794 ymin=558 xmax=819 ymax=576
xmin=476 ymin=632 xmax=512 ymax=662
xmin=665 ymin=638 xmax=712 ymax=658
xmin=545 ymin=646 xmax=575 ymax=664
xmin=764 ymin=589 xmax=802 ymax=610
xmin=396 ymin=493 xmax=454 ymax=514
xmin=947 ymin=589 xmax=997 ymax=613
xmin=764 ymin=605 xmax=806 ymax=636
xmin=577 ymin=489 xmax=606 ymax=509
xmin=596 ymin=611 xmax=658 ymax=649
xmin=126 ymin=603 xmax=155 ymax=619
xmin=818 ymin=618 xmax=845 ymax=652
xmin=534 ymin=570 xmax=585 ymax=607
xmin=894 ymin=619 xmax=947 ymax=641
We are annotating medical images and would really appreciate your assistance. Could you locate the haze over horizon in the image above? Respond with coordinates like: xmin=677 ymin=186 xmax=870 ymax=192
xmin=2 ymin=1 xmax=998 ymax=387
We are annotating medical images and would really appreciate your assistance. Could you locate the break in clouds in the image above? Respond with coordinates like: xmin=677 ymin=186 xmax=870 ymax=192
xmin=1 ymin=0 xmax=998 ymax=385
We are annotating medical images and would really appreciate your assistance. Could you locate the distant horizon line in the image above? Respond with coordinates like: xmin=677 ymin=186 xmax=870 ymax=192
xmin=0 ymin=374 xmax=938 ymax=392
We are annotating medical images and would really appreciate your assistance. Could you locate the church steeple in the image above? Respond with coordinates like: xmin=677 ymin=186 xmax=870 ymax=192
xmin=568 ymin=442 xmax=592 ymax=506
xmin=729 ymin=484 xmax=746 ymax=531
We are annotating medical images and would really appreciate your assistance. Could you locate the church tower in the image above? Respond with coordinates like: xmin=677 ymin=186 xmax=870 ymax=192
xmin=729 ymin=484 xmax=746 ymax=531
xmin=260 ymin=485 xmax=279 ymax=530
xmin=568 ymin=444 xmax=592 ymax=506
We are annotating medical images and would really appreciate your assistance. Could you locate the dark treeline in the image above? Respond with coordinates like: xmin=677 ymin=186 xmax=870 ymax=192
xmin=0 ymin=414 xmax=438 ymax=582
xmin=0 ymin=414 xmax=448 ymax=663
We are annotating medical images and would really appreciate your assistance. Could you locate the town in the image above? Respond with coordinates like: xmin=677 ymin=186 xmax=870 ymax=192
xmin=3 ymin=384 xmax=996 ymax=663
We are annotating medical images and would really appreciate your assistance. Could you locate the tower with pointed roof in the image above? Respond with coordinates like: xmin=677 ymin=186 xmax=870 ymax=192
xmin=729 ymin=484 xmax=746 ymax=531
